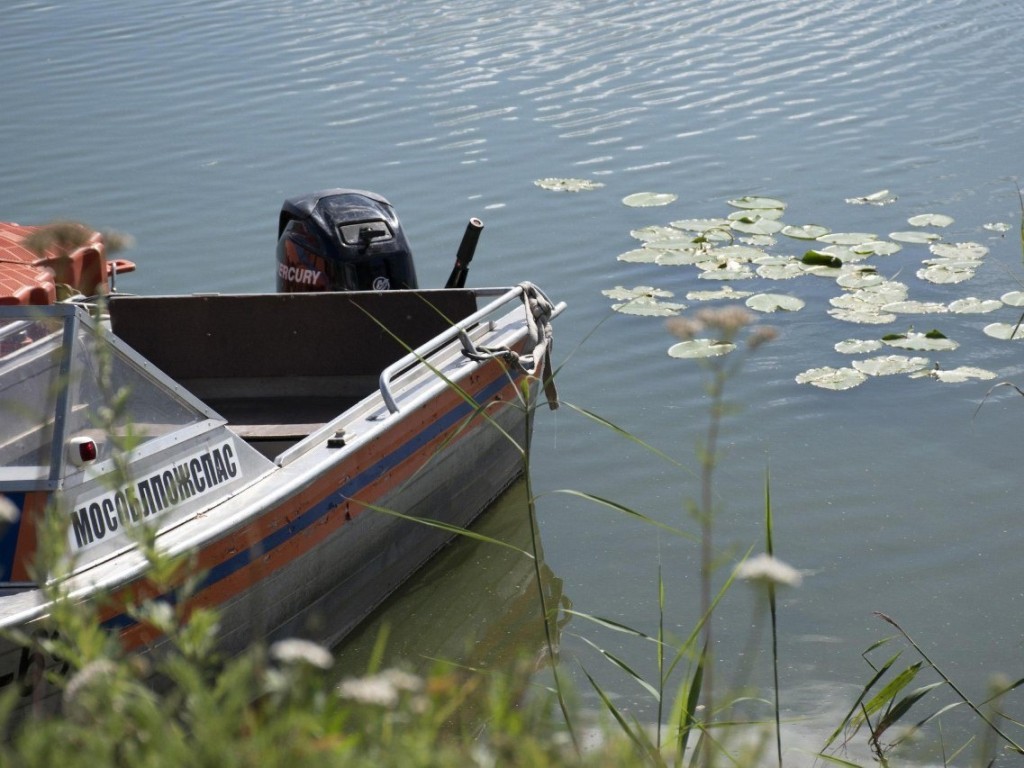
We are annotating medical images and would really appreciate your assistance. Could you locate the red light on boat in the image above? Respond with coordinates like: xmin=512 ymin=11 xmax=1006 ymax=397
xmin=69 ymin=436 xmax=98 ymax=466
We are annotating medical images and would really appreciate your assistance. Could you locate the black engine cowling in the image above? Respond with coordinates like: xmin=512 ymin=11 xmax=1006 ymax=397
xmin=276 ymin=189 xmax=418 ymax=292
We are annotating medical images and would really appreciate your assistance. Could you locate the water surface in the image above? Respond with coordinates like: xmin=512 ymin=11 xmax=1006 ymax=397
xmin=4 ymin=0 xmax=1024 ymax=758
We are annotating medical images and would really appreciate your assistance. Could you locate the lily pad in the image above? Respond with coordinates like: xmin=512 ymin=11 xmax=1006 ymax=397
xmin=727 ymin=196 xmax=786 ymax=210
xmin=534 ymin=177 xmax=604 ymax=192
xmin=631 ymin=225 xmax=686 ymax=243
xmin=802 ymin=250 xmax=843 ymax=268
xmin=727 ymin=208 xmax=785 ymax=221
xmin=890 ymin=230 xmax=941 ymax=244
xmin=984 ymin=222 xmax=1011 ymax=233
xmin=851 ymin=240 xmax=902 ymax=256
xmin=835 ymin=338 xmax=884 ymax=354
xmin=836 ymin=271 xmax=884 ymax=289
xmin=845 ymin=189 xmax=898 ymax=206
xmin=908 ymin=213 xmax=954 ymax=227
xmin=828 ymin=307 xmax=898 ymax=325
xmin=730 ymin=217 xmax=785 ymax=236
xmin=686 ymin=287 xmax=754 ymax=301
xmin=623 ymin=192 xmax=678 ymax=207
xmin=696 ymin=264 xmax=755 ymax=280
xmin=670 ymin=218 xmax=733 ymax=232
xmin=909 ymin=366 xmax=998 ymax=383
xmin=948 ymin=297 xmax=1002 ymax=314
xmin=745 ymin=293 xmax=805 ymax=313
xmin=782 ymin=224 xmax=831 ymax=240
xmin=856 ymin=280 xmax=910 ymax=303
xmin=818 ymin=232 xmax=879 ymax=245
xmin=983 ymin=322 xmax=1024 ymax=340
xmin=930 ymin=242 xmax=988 ymax=260
xmin=795 ymin=366 xmax=868 ymax=390
xmin=708 ymin=244 xmax=765 ymax=260
xmin=602 ymin=286 xmax=674 ymax=300
xmin=756 ymin=262 xmax=805 ymax=280
xmin=617 ymin=248 xmax=662 ymax=263
xmin=655 ymin=249 xmax=712 ymax=266
xmin=668 ymin=339 xmax=736 ymax=359
xmin=612 ymin=298 xmax=687 ymax=316
xmin=882 ymin=300 xmax=948 ymax=314
xmin=916 ymin=264 xmax=976 ymax=284
xmin=853 ymin=355 xmax=930 ymax=376
xmin=1000 ymin=291 xmax=1024 ymax=307
xmin=882 ymin=331 xmax=958 ymax=352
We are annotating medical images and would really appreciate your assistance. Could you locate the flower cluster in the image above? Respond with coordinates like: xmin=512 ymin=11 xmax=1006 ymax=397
xmin=666 ymin=306 xmax=777 ymax=349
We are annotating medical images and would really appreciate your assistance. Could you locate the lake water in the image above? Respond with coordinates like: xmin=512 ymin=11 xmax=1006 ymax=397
xmin=5 ymin=0 xmax=1024 ymax=760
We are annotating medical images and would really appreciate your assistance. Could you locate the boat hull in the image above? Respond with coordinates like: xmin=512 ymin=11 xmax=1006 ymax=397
xmin=0 ymin=285 xmax=558 ymax=716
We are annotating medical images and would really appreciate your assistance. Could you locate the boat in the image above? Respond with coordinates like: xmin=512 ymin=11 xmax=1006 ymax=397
xmin=0 ymin=189 xmax=563 ymax=714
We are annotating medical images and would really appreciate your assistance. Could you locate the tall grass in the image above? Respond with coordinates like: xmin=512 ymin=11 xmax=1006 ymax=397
xmin=3 ymin=290 xmax=1024 ymax=766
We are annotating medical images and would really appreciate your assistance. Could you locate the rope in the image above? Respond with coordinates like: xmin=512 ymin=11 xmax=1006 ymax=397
xmin=460 ymin=282 xmax=559 ymax=409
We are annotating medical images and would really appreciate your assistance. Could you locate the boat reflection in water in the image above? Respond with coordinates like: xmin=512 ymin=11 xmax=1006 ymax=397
xmin=333 ymin=478 xmax=570 ymax=678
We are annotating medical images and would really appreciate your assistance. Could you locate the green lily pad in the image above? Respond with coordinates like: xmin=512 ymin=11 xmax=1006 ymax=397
xmin=882 ymin=300 xmax=948 ymax=314
xmin=655 ymin=249 xmax=712 ymax=266
xmin=623 ymin=192 xmax=678 ymax=207
xmin=845 ymin=189 xmax=898 ymax=206
xmin=818 ymin=232 xmax=879 ymax=245
xmin=617 ymin=248 xmax=662 ymax=263
xmin=827 ymin=307 xmax=898 ymax=324
xmin=612 ymin=297 xmax=687 ymax=316
xmin=1000 ymin=291 xmax=1024 ymax=307
xmin=727 ymin=196 xmax=786 ymax=210
xmin=835 ymin=338 xmax=884 ymax=354
xmin=856 ymin=280 xmax=910 ymax=303
xmin=948 ymin=297 xmax=1002 ymax=314
xmin=756 ymin=262 xmax=805 ymax=280
xmin=685 ymin=287 xmax=754 ymax=301
xmin=882 ymin=331 xmax=959 ymax=352
xmin=795 ymin=366 xmax=868 ymax=390
xmin=909 ymin=366 xmax=998 ymax=383
xmin=930 ymin=242 xmax=988 ymax=260
xmin=908 ymin=213 xmax=954 ymax=227
xmin=602 ymin=285 xmax=674 ymax=300
xmin=782 ymin=224 xmax=831 ymax=240
xmin=534 ymin=177 xmax=605 ymax=192
xmin=730 ymin=217 xmax=785 ymax=236
xmin=983 ymin=322 xmax=1024 ymax=340
xmin=851 ymin=240 xmax=902 ymax=256
xmin=802 ymin=250 xmax=843 ymax=268
xmin=890 ymin=230 xmax=941 ymax=244
xmin=739 ymin=234 xmax=778 ymax=247
xmin=670 ymin=218 xmax=733 ymax=232
xmin=668 ymin=339 xmax=737 ymax=358
xmin=631 ymin=225 xmax=686 ymax=243
xmin=853 ymin=355 xmax=930 ymax=376
xmin=984 ymin=222 xmax=1011 ymax=233
xmin=696 ymin=263 xmax=755 ymax=280
xmin=745 ymin=293 xmax=805 ymax=313
xmin=916 ymin=264 xmax=976 ymax=284
xmin=836 ymin=271 xmax=884 ymax=289
xmin=727 ymin=208 xmax=785 ymax=221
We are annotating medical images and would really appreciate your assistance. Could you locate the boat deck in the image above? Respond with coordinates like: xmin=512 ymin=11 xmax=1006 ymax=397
xmin=108 ymin=290 xmax=479 ymax=453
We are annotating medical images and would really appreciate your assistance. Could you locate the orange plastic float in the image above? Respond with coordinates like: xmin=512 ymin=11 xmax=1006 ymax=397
xmin=0 ymin=222 xmax=135 ymax=305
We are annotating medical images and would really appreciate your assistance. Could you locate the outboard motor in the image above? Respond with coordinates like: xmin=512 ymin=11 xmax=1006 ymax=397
xmin=276 ymin=189 xmax=418 ymax=292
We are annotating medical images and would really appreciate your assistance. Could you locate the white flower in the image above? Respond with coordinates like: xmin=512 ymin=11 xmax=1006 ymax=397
xmin=338 ymin=675 xmax=400 ymax=707
xmin=736 ymin=553 xmax=803 ymax=588
xmin=63 ymin=658 xmax=119 ymax=718
xmin=337 ymin=669 xmax=423 ymax=708
xmin=0 ymin=496 xmax=19 ymax=525
xmin=269 ymin=638 xmax=333 ymax=670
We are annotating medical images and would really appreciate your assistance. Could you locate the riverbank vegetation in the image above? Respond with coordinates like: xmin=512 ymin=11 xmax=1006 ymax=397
xmin=1 ymin=302 xmax=1023 ymax=767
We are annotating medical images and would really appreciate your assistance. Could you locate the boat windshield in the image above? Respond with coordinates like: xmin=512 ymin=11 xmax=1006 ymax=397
xmin=0 ymin=305 xmax=218 ymax=491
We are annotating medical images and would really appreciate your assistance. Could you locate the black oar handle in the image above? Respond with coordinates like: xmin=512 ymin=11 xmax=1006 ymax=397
xmin=445 ymin=217 xmax=484 ymax=288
